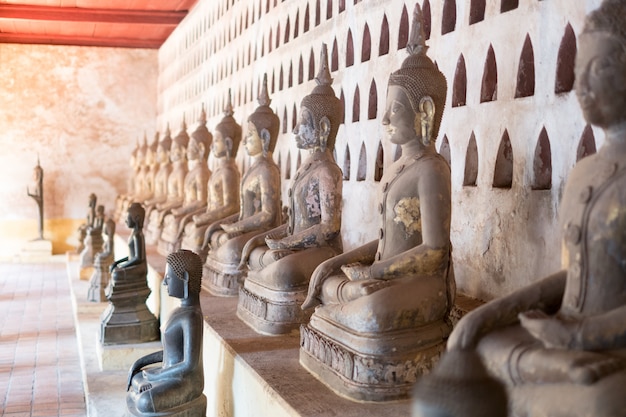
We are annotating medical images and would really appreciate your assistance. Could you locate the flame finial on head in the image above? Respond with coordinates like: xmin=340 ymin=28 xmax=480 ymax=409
xmin=165 ymin=123 xmax=171 ymax=137
xmin=198 ymin=103 xmax=207 ymax=125
xmin=315 ymin=43 xmax=333 ymax=87
xmin=258 ymin=74 xmax=271 ymax=107
xmin=407 ymin=4 xmax=428 ymax=57
xmin=224 ymin=89 xmax=234 ymax=117
xmin=181 ymin=114 xmax=187 ymax=132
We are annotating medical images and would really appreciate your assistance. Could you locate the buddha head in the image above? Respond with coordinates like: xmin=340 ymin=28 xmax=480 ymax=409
xmin=384 ymin=4 xmax=447 ymax=148
xmin=171 ymin=118 xmax=190 ymax=164
xmin=165 ymin=249 xmax=203 ymax=299
xmin=246 ymin=74 xmax=280 ymax=158
xmin=213 ymin=91 xmax=242 ymax=159
xmin=96 ymin=204 xmax=105 ymax=217
xmin=189 ymin=105 xmax=212 ymax=162
xmin=295 ymin=43 xmax=343 ymax=152
xmin=157 ymin=125 xmax=173 ymax=165
xmin=88 ymin=193 xmax=97 ymax=209
xmin=412 ymin=350 xmax=507 ymax=417
xmin=104 ymin=218 xmax=116 ymax=239
xmin=138 ymin=134 xmax=149 ymax=166
xmin=147 ymin=132 xmax=159 ymax=166
xmin=576 ymin=0 xmax=626 ymax=129
xmin=127 ymin=202 xmax=145 ymax=230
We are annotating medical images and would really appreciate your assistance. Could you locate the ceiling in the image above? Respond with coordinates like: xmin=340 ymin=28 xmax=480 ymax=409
xmin=0 ymin=0 xmax=199 ymax=49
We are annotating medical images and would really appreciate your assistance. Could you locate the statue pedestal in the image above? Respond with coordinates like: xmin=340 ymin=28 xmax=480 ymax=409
xmin=96 ymin=336 xmax=162 ymax=371
xmin=19 ymin=238 xmax=52 ymax=262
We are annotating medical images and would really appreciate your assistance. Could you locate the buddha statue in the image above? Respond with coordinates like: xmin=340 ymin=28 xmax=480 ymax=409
xmin=139 ymin=132 xmax=160 ymax=203
xmin=444 ymin=1 xmax=626 ymax=415
xmin=299 ymin=5 xmax=454 ymax=401
xmin=101 ymin=203 xmax=159 ymax=345
xmin=119 ymin=135 xmax=150 ymax=219
xmin=180 ymin=95 xmax=241 ymax=262
xmin=158 ymin=109 xmax=212 ymax=256
xmin=75 ymin=193 xmax=97 ymax=254
xmin=145 ymin=120 xmax=189 ymax=245
xmin=126 ymin=249 xmax=206 ymax=417
xmin=79 ymin=204 xmax=106 ymax=279
xmin=144 ymin=126 xmax=173 ymax=221
xmin=202 ymin=75 xmax=281 ymax=296
xmin=88 ymin=217 xmax=115 ymax=302
xmin=26 ymin=157 xmax=44 ymax=240
xmin=115 ymin=141 xmax=141 ymax=222
xmin=236 ymin=44 xmax=343 ymax=335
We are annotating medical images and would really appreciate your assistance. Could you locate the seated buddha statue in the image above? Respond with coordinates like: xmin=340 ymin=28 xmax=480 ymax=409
xmin=101 ymin=203 xmax=159 ymax=345
xmin=75 ymin=192 xmax=97 ymax=254
xmin=158 ymin=110 xmax=212 ymax=255
xmin=236 ymin=44 xmax=343 ymax=335
xmin=89 ymin=217 xmax=115 ymax=302
xmin=180 ymin=96 xmax=241 ymax=262
xmin=203 ymin=75 xmax=282 ymax=296
xmin=119 ymin=135 xmax=150 ymax=219
xmin=79 ymin=204 xmax=106 ymax=278
xmin=126 ymin=249 xmax=206 ymax=417
xmin=144 ymin=126 xmax=173 ymax=221
xmin=114 ymin=141 xmax=141 ymax=222
xmin=145 ymin=120 xmax=189 ymax=245
xmin=300 ymin=5 xmax=454 ymax=402
xmin=444 ymin=1 xmax=626 ymax=415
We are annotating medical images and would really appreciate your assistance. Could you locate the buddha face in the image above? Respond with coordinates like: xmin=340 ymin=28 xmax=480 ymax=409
xmin=382 ymin=85 xmax=420 ymax=146
xmin=244 ymin=122 xmax=264 ymax=156
xmin=575 ymin=32 xmax=626 ymax=128
xmin=294 ymin=107 xmax=318 ymax=150
xmin=164 ymin=264 xmax=187 ymax=299
xmin=156 ymin=145 xmax=169 ymax=164
xmin=170 ymin=141 xmax=186 ymax=163
xmin=186 ymin=138 xmax=202 ymax=161
xmin=212 ymin=130 xmax=228 ymax=158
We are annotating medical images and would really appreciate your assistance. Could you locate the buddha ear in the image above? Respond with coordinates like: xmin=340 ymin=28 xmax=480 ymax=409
xmin=319 ymin=116 xmax=331 ymax=151
xmin=225 ymin=137 xmax=233 ymax=157
xmin=418 ymin=96 xmax=435 ymax=145
xmin=183 ymin=270 xmax=190 ymax=299
xmin=260 ymin=128 xmax=270 ymax=156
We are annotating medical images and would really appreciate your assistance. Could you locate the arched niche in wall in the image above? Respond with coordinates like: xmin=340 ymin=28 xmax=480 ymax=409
xmin=282 ymin=107 xmax=288 ymax=133
xmin=357 ymin=142 xmax=367 ymax=181
xmin=398 ymin=5 xmax=409 ymax=49
xmin=515 ymin=34 xmax=535 ymax=98
xmin=343 ymin=144 xmax=351 ymax=180
xmin=347 ymin=29 xmax=354 ymax=67
xmin=422 ymin=0 xmax=431 ymax=40
xmin=266 ymin=0 xmax=270 ymax=13
xmin=308 ymin=49 xmax=315 ymax=81
xmin=469 ymin=0 xmax=485 ymax=24
xmin=340 ymin=89 xmax=346 ymax=124
xmin=463 ymin=132 xmax=479 ymax=186
xmin=362 ymin=24 xmax=371 ymax=62
xmin=277 ymin=152 xmax=282 ymax=176
xmin=298 ymin=55 xmax=304 ymax=84
xmin=276 ymin=22 xmax=281 ymax=49
xmin=480 ymin=45 xmax=498 ymax=103
xmin=292 ymin=103 xmax=297 ymax=131
xmin=532 ymin=127 xmax=552 ymax=190
xmin=288 ymin=61 xmax=293 ymax=88
xmin=331 ymin=38 xmax=339 ymax=71
xmin=555 ymin=23 xmax=576 ymax=94
xmin=374 ymin=142 xmax=384 ymax=182
xmin=339 ymin=0 xmax=345 ymax=13
xmin=304 ymin=4 xmax=310 ymax=33
xmin=284 ymin=17 xmax=290 ymax=43
xmin=452 ymin=54 xmax=467 ymax=107
xmin=493 ymin=130 xmax=513 ymax=189
xmin=576 ymin=124 xmax=596 ymax=161
xmin=296 ymin=150 xmax=302 ymax=171
xmin=294 ymin=10 xmax=300 ymax=39
xmin=279 ymin=65 xmax=284 ymax=90
xmin=442 ymin=0 xmax=456 ymax=35
xmin=379 ymin=14 xmax=390 ymax=56
xmin=327 ymin=0 xmax=332 ymax=19
xmin=439 ymin=135 xmax=451 ymax=167
xmin=285 ymin=151 xmax=291 ymax=179
xmin=368 ymin=79 xmax=377 ymax=120
xmin=315 ymin=0 xmax=321 ymax=26
xmin=501 ymin=0 xmax=518 ymax=13
xmin=352 ymin=86 xmax=361 ymax=122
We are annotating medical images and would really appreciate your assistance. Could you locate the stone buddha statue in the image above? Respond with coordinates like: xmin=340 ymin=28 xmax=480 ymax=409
xmin=202 ymin=75 xmax=282 ymax=296
xmin=140 ymin=132 xmax=160 ymax=203
xmin=236 ymin=44 xmax=343 ymax=335
xmin=126 ymin=249 xmax=206 ymax=417
xmin=144 ymin=126 xmax=173 ymax=221
xmin=300 ymin=5 xmax=454 ymax=401
xmin=101 ymin=202 xmax=159 ymax=345
xmin=145 ymin=120 xmax=189 ymax=245
xmin=180 ymin=95 xmax=241 ymax=262
xmin=79 ymin=204 xmax=106 ymax=278
xmin=75 ymin=192 xmax=97 ymax=254
xmin=157 ymin=111 xmax=212 ymax=256
xmin=89 ymin=217 xmax=115 ymax=302
xmin=443 ymin=1 xmax=626 ymax=415
xmin=26 ymin=157 xmax=44 ymax=240
xmin=114 ymin=141 xmax=140 ymax=222
xmin=119 ymin=135 xmax=150 ymax=218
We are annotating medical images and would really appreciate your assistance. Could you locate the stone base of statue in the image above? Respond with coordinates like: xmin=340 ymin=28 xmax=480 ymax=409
xmin=237 ymin=279 xmax=312 ymax=335
xmin=79 ymin=232 xmax=103 ymax=280
xmin=202 ymin=256 xmax=244 ymax=297
xmin=19 ymin=238 xmax=52 ymax=262
xmin=100 ymin=277 xmax=159 ymax=345
xmin=299 ymin=313 xmax=450 ymax=402
xmin=127 ymin=392 xmax=207 ymax=417
xmin=88 ymin=253 xmax=114 ymax=302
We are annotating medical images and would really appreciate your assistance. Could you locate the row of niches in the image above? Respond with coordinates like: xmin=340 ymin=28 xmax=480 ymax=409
xmin=161 ymin=15 xmax=577 ymax=121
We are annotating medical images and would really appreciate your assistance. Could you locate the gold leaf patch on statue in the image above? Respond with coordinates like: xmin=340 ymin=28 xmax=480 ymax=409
xmin=394 ymin=197 xmax=421 ymax=237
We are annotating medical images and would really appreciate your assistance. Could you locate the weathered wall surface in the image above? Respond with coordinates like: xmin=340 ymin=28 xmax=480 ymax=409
xmin=0 ymin=44 xmax=157 ymax=255
xmin=156 ymin=0 xmax=605 ymax=301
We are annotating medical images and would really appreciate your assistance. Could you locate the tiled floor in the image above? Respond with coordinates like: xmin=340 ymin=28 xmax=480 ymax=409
xmin=0 ymin=262 xmax=86 ymax=417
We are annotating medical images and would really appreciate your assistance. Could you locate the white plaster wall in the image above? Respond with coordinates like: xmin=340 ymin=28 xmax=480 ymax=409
xmin=157 ymin=0 xmax=603 ymax=300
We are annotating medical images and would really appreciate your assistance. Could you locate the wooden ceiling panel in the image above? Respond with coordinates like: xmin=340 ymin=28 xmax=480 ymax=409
xmin=0 ymin=0 xmax=198 ymax=48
